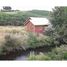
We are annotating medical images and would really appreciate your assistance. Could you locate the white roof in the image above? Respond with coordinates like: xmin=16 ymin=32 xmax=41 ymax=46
xmin=30 ymin=17 xmax=50 ymax=25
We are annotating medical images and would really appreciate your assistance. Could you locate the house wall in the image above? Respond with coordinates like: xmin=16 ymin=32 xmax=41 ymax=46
xmin=35 ymin=26 xmax=44 ymax=33
xmin=25 ymin=21 xmax=35 ymax=32
xmin=25 ymin=21 xmax=48 ymax=33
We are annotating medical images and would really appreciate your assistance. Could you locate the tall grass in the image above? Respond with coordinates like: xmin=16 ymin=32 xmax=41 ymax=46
xmin=0 ymin=34 xmax=28 ymax=55
xmin=0 ymin=26 xmax=29 ymax=55
xmin=0 ymin=26 xmax=55 ymax=55
xmin=28 ymin=52 xmax=51 ymax=60
xmin=0 ymin=26 xmax=57 ymax=59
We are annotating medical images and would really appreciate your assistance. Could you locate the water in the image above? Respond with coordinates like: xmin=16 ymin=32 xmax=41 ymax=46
xmin=15 ymin=55 xmax=27 ymax=60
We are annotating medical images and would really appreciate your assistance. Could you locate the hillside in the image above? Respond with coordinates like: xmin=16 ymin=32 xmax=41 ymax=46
xmin=23 ymin=10 xmax=50 ymax=18
xmin=0 ymin=10 xmax=50 ymax=26
xmin=3 ymin=10 xmax=50 ymax=17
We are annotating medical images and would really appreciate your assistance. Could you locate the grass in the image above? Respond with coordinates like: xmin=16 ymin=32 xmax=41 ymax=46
xmin=0 ymin=26 xmax=25 ymax=33
xmin=28 ymin=52 xmax=51 ymax=60
xmin=0 ymin=26 xmax=28 ymax=42
xmin=0 ymin=26 xmax=66 ymax=60
xmin=0 ymin=26 xmax=55 ymax=60
xmin=0 ymin=26 xmax=50 ymax=52
xmin=0 ymin=26 xmax=29 ymax=55
xmin=0 ymin=26 xmax=54 ymax=49
xmin=28 ymin=45 xmax=67 ymax=60
xmin=0 ymin=26 xmax=28 ymax=47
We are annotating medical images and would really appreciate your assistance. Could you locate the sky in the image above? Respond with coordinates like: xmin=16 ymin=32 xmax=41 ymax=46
xmin=0 ymin=0 xmax=67 ymax=11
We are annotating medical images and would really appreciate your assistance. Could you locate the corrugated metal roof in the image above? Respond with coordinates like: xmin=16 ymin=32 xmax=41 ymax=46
xmin=30 ymin=17 xmax=50 ymax=25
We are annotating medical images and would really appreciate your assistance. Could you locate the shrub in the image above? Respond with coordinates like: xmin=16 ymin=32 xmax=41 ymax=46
xmin=28 ymin=52 xmax=51 ymax=60
xmin=0 ymin=34 xmax=20 ymax=54
xmin=42 ymin=36 xmax=54 ymax=46
xmin=0 ymin=33 xmax=29 ymax=55
xmin=63 ymin=52 xmax=67 ymax=60
xmin=27 ymin=33 xmax=55 ymax=48
xmin=0 ymin=32 xmax=55 ymax=55
xmin=27 ymin=33 xmax=39 ymax=48
xmin=48 ymin=45 xmax=67 ymax=60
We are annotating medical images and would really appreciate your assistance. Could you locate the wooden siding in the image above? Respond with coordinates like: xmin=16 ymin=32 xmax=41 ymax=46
xmin=24 ymin=19 xmax=48 ymax=34
xmin=25 ymin=21 xmax=35 ymax=32
xmin=35 ymin=26 xmax=44 ymax=33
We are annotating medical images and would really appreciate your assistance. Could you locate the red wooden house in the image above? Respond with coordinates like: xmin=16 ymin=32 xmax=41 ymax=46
xmin=24 ymin=17 xmax=50 ymax=33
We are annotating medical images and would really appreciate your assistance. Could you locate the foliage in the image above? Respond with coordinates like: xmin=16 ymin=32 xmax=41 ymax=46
xmin=27 ymin=33 xmax=55 ymax=48
xmin=0 ymin=33 xmax=29 ymax=55
xmin=2 ymin=6 xmax=12 ymax=11
xmin=51 ymin=7 xmax=67 ymax=27
xmin=50 ymin=7 xmax=67 ymax=45
xmin=27 ymin=33 xmax=40 ymax=48
xmin=28 ymin=45 xmax=67 ymax=60
xmin=25 ymin=10 xmax=50 ymax=18
xmin=48 ymin=45 xmax=67 ymax=60
xmin=0 ymin=12 xmax=28 ymax=26
xmin=0 ymin=10 xmax=50 ymax=26
xmin=28 ymin=52 xmax=51 ymax=60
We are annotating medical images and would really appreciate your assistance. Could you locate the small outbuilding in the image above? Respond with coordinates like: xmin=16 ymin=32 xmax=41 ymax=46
xmin=24 ymin=17 xmax=50 ymax=34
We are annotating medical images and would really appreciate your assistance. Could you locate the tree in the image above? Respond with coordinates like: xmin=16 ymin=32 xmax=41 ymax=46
xmin=51 ymin=6 xmax=67 ymax=44
xmin=3 ymin=6 xmax=12 ymax=10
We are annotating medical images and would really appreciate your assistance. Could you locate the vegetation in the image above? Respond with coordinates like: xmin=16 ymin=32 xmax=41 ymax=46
xmin=0 ymin=33 xmax=28 ymax=55
xmin=0 ymin=12 xmax=28 ymax=26
xmin=24 ymin=10 xmax=50 ymax=18
xmin=28 ymin=52 xmax=51 ymax=60
xmin=48 ymin=45 xmax=67 ymax=60
xmin=0 ymin=29 xmax=54 ymax=55
xmin=0 ymin=6 xmax=67 ymax=60
xmin=51 ymin=7 xmax=67 ymax=45
xmin=28 ymin=45 xmax=67 ymax=60
xmin=27 ymin=33 xmax=56 ymax=48
xmin=2 ymin=6 xmax=12 ymax=12
xmin=28 ymin=6 xmax=67 ymax=60
xmin=0 ymin=10 xmax=50 ymax=26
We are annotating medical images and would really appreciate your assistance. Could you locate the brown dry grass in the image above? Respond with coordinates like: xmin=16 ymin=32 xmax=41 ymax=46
xmin=0 ymin=26 xmax=28 ymax=46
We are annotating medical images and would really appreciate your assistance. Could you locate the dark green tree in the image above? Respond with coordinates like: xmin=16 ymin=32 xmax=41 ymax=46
xmin=3 ymin=6 xmax=12 ymax=10
xmin=51 ymin=6 xmax=67 ymax=44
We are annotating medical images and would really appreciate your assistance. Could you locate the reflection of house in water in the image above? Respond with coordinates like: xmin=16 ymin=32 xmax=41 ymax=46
xmin=24 ymin=17 xmax=51 ymax=34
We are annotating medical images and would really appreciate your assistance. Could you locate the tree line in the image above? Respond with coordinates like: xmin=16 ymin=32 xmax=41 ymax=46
xmin=0 ymin=12 xmax=28 ymax=26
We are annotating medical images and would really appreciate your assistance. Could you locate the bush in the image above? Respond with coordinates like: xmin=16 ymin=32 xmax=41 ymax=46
xmin=0 ymin=34 xmax=29 ymax=55
xmin=27 ymin=33 xmax=39 ymax=48
xmin=0 ymin=34 xmax=20 ymax=54
xmin=28 ymin=52 xmax=51 ymax=60
xmin=27 ymin=33 xmax=55 ymax=48
xmin=64 ymin=52 xmax=67 ymax=60
xmin=48 ymin=45 xmax=67 ymax=60
xmin=0 ymin=33 xmax=55 ymax=55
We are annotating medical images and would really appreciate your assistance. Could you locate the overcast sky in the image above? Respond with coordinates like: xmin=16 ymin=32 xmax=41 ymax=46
xmin=0 ymin=0 xmax=67 ymax=11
